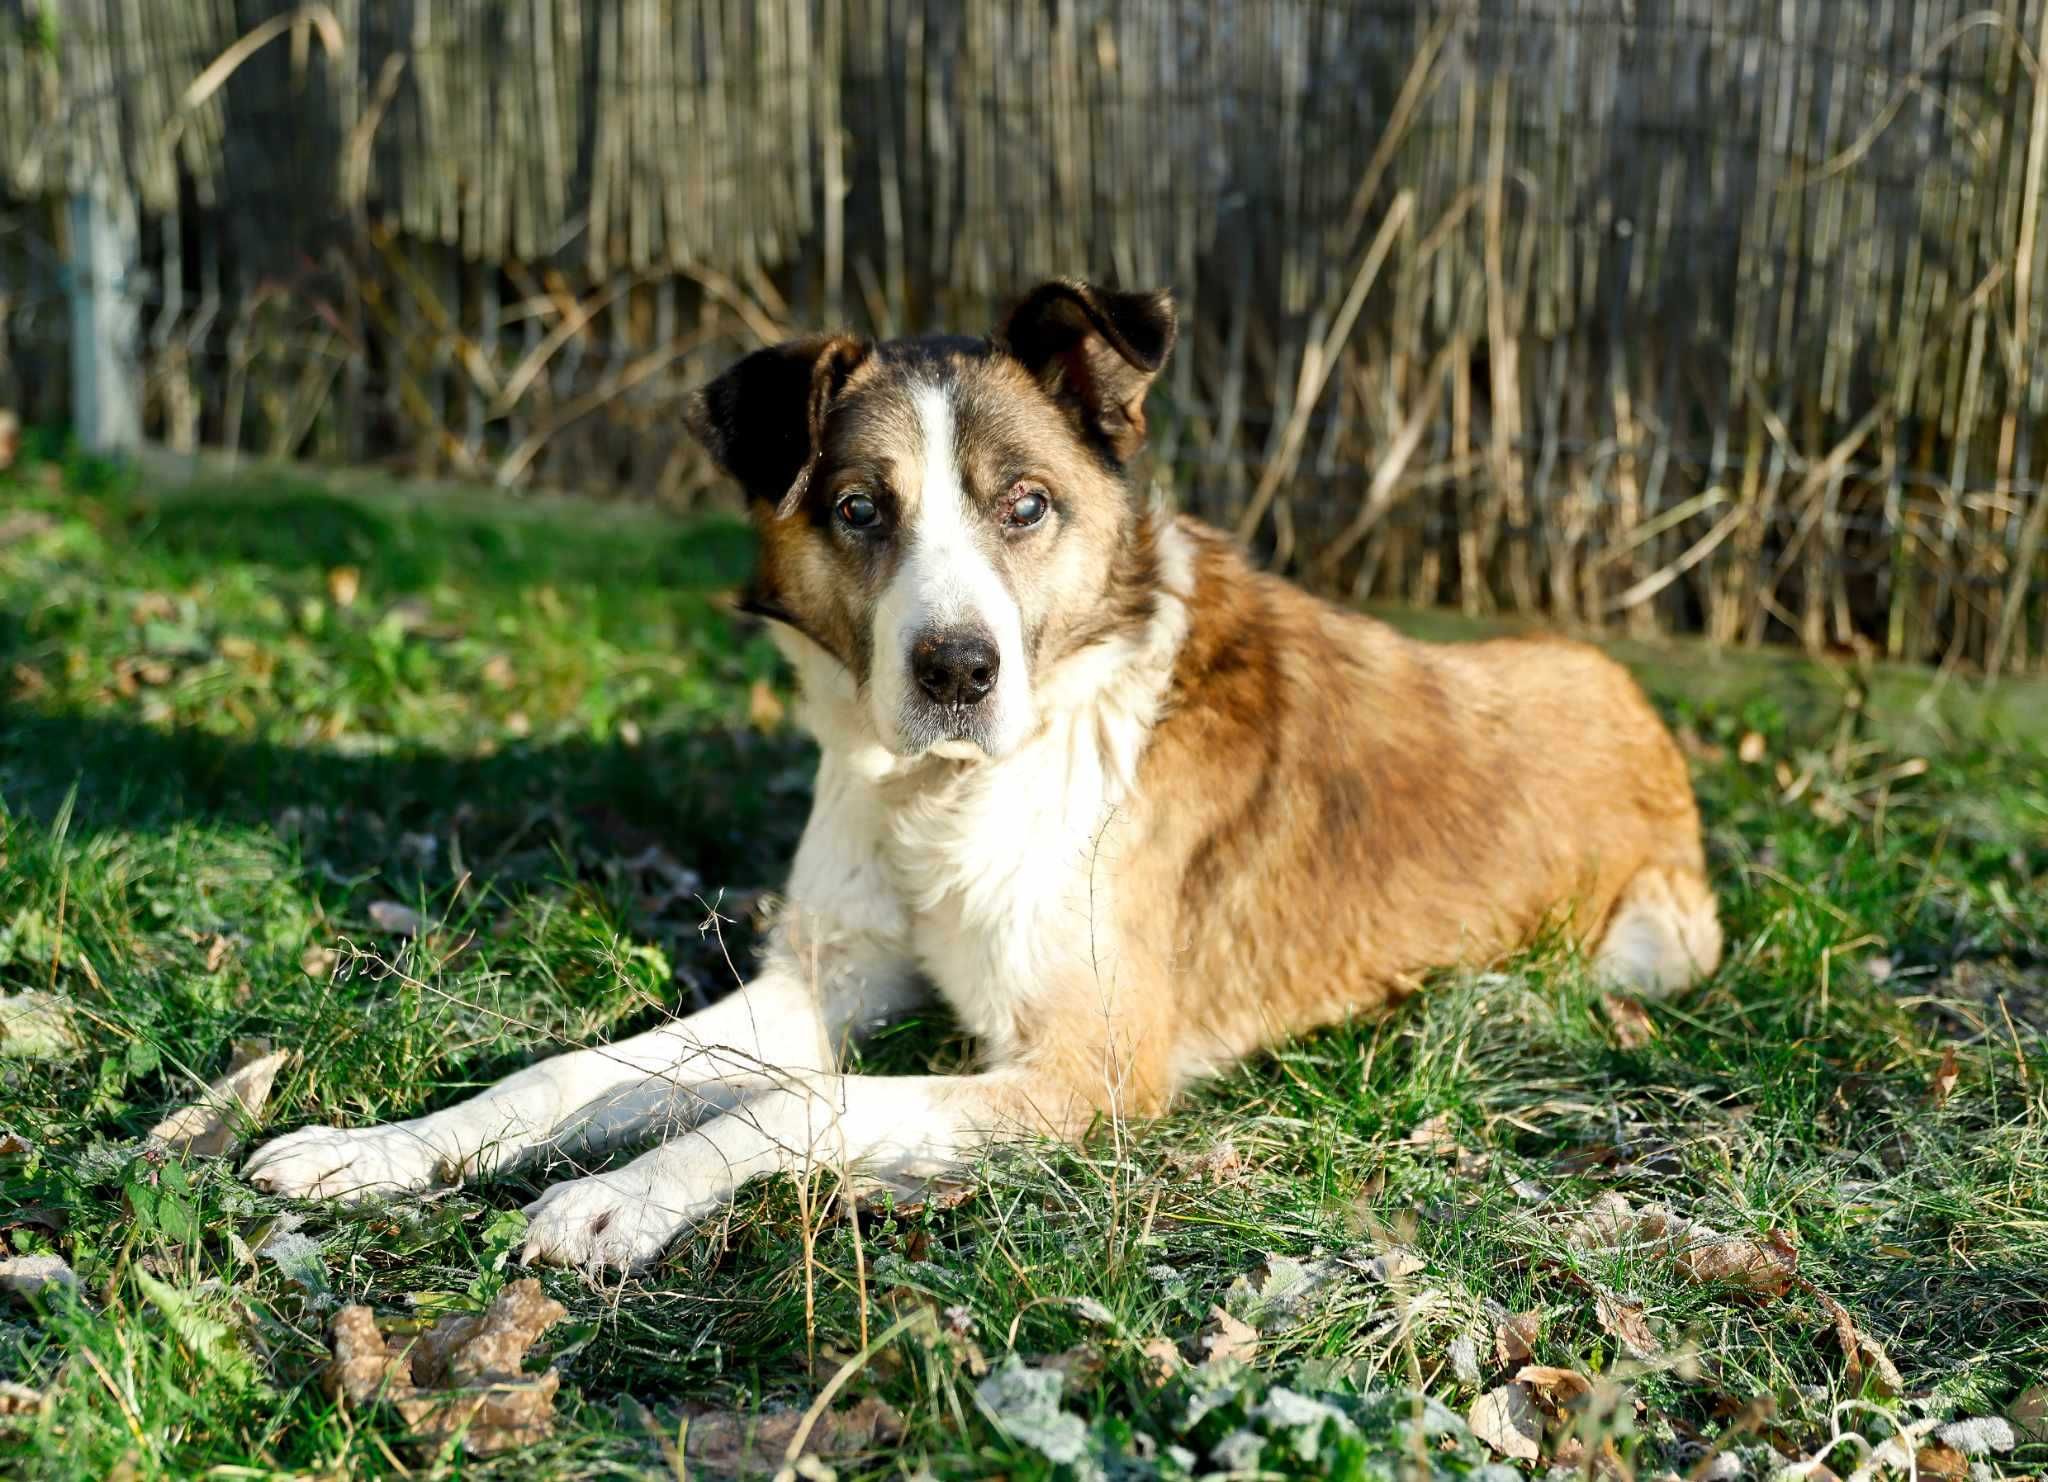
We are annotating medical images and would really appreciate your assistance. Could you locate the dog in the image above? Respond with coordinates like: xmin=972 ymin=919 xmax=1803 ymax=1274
xmin=247 ymin=279 xmax=1722 ymax=1271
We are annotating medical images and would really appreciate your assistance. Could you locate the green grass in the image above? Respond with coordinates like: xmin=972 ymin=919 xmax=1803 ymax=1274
xmin=1 ymin=441 xmax=2043 ymax=1479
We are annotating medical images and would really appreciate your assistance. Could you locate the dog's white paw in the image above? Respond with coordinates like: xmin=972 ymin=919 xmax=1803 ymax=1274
xmin=245 ymin=1123 xmax=454 ymax=1201
xmin=518 ymin=1170 xmax=697 ymax=1274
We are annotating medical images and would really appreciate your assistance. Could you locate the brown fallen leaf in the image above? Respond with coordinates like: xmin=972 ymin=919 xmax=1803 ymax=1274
xmin=1166 ymin=1139 xmax=1245 ymax=1185
xmin=0 ymin=1255 xmax=77 ymax=1302
xmin=679 ymin=1394 xmax=904 ymax=1477
xmin=326 ymin=566 xmax=362 ymax=607
xmin=1566 ymin=1194 xmax=1797 ymax=1296
xmin=1914 ymin=1444 xmax=1969 ymax=1482
xmin=1513 ymin=1364 xmax=1594 ymax=1415
xmin=1407 ymin=1112 xmax=1459 ymax=1155
xmin=1601 ymin=993 xmax=1657 ymax=1049
xmin=328 ymin=1279 xmax=567 ymax=1456
xmin=1495 ymin=1310 xmax=1541 ymax=1366
xmin=2009 ymin=1385 xmax=2048 ymax=1445
xmin=0 ymin=1132 xmax=30 ymax=1158
xmin=301 ymin=944 xmax=340 ymax=980
xmin=1595 ymin=1291 xmax=1662 ymax=1359
xmin=1405 ymin=1111 xmax=1491 ymax=1176
xmin=147 ymin=1043 xmax=293 ymax=1158
xmin=1811 ymin=1288 xmax=1901 ymax=1396
xmin=1671 ymin=1225 xmax=1797 ymax=1295
xmin=1138 ymin=1336 xmax=1184 ymax=1386
xmin=1929 ymin=1046 xmax=1960 ymax=1107
xmin=409 ymin=1280 xmax=566 ymax=1388
xmin=1198 ymin=1305 xmax=1259 ymax=1364
xmin=1470 ymin=1382 xmax=1542 ymax=1461
xmin=329 ymin=1305 xmax=414 ymax=1401
xmin=1738 ymin=730 xmax=1768 ymax=765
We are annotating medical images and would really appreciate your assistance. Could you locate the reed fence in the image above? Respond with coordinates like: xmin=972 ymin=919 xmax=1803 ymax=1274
xmin=4 ymin=0 xmax=2046 ymax=672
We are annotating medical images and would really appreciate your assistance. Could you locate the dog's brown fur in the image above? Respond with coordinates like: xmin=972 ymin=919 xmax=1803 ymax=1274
xmin=998 ymin=513 xmax=1717 ymax=1129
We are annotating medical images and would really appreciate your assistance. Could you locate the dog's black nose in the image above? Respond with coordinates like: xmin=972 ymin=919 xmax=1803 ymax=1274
xmin=912 ymin=632 xmax=999 ymax=706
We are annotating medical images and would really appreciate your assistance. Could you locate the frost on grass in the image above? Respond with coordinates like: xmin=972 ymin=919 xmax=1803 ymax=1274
xmin=0 ymin=1255 xmax=77 ymax=1301
xmin=328 ymin=1278 xmax=567 ymax=1456
xmin=0 ymin=992 xmax=81 ymax=1061
xmin=975 ymin=1354 xmax=1098 ymax=1476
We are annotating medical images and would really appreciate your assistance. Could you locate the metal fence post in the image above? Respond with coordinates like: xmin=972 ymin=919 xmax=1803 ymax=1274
xmin=66 ymin=177 xmax=143 ymax=453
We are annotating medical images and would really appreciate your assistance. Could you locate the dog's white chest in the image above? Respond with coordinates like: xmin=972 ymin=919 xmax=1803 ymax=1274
xmin=882 ymin=713 xmax=1126 ymax=1053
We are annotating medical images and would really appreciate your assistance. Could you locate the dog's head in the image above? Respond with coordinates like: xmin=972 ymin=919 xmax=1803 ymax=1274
xmin=687 ymin=279 xmax=1175 ymax=760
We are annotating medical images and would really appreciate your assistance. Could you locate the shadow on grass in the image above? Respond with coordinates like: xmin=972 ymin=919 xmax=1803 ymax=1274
xmin=0 ymin=702 xmax=813 ymax=899
xmin=129 ymin=477 xmax=758 ymax=595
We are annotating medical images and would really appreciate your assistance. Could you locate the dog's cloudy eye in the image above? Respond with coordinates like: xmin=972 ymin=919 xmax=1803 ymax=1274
xmin=1006 ymin=484 xmax=1050 ymax=529
xmin=836 ymin=492 xmax=880 ymax=529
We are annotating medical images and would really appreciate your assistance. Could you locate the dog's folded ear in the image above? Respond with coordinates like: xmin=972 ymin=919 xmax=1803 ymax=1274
xmin=685 ymin=334 xmax=872 ymax=514
xmin=997 ymin=280 xmax=1176 ymax=463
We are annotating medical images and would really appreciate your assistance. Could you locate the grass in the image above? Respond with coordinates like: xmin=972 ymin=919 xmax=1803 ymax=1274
xmin=0 ymin=438 xmax=2043 ymax=1479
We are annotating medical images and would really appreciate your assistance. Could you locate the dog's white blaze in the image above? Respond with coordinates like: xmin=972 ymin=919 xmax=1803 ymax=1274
xmin=870 ymin=381 xmax=1033 ymax=756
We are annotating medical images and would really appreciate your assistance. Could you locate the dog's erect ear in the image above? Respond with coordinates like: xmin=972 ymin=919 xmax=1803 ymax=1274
xmin=685 ymin=334 xmax=872 ymax=514
xmin=997 ymin=280 xmax=1176 ymax=463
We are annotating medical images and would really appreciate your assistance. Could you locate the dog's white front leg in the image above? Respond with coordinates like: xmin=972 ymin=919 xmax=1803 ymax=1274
xmin=519 ymin=1070 xmax=1029 ymax=1272
xmin=245 ymin=950 xmax=914 ymax=1201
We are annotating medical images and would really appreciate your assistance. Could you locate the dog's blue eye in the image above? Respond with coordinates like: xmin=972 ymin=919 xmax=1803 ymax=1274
xmin=836 ymin=492 xmax=880 ymax=529
xmin=1007 ymin=485 xmax=1050 ymax=529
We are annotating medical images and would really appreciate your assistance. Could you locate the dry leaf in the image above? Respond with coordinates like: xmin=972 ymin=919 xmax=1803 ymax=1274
xmin=1912 ymin=1444 xmax=1969 ymax=1482
xmin=1359 ymin=1246 xmax=1426 ymax=1282
xmin=2011 ymin=1386 xmax=2048 ymax=1444
xmin=1513 ymin=1364 xmax=1594 ymax=1414
xmin=1198 ymin=1305 xmax=1259 ymax=1364
xmin=148 ymin=1045 xmax=292 ymax=1158
xmin=1671 ymin=1226 xmax=1798 ymax=1294
xmin=1406 ymin=1112 xmax=1460 ymax=1155
xmin=1929 ymin=1046 xmax=1960 ymax=1107
xmin=1813 ymin=1288 xmax=1901 ymax=1396
xmin=480 ymin=654 xmax=516 ymax=690
xmin=204 ymin=934 xmax=231 ymax=974
xmin=1169 ymin=1140 xmax=1244 ymax=1183
xmin=1470 ymin=1382 xmax=1542 ymax=1461
xmin=1566 ymin=1194 xmax=1797 ymax=1296
xmin=301 ymin=944 xmax=339 ymax=979
xmin=0 ymin=1133 xmax=30 ymax=1158
xmin=0 ymin=1255 xmax=77 ymax=1301
xmin=748 ymin=679 xmax=786 ymax=731
xmin=1738 ymin=731 xmax=1768 ymax=765
xmin=367 ymin=901 xmax=424 ymax=937
xmin=1601 ymin=993 xmax=1657 ymax=1049
xmin=680 ymin=1395 xmax=904 ymax=1476
xmin=1137 ymin=1337 xmax=1184 ymax=1386
xmin=326 ymin=566 xmax=361 ymax=607
xmin=1405 ymin=1112 xmax=1490 ymax=1175
xmin=1595 ymin=1292 xmax=1662 ymax=1359
xmin=1495 ymin=1310 xmax=1541 ymax=1366
xmin=409 ymin=1280 xmax=567 ymax=1388
xmin=328 ymin=1279 xmax=567 ymax=1456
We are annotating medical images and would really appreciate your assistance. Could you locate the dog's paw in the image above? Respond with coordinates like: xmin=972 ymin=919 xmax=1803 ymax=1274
xmin=245 ymin=1123 xmax=454 ymax=1201
xmin=518 ymin=1171 xmax=697 ymax=1274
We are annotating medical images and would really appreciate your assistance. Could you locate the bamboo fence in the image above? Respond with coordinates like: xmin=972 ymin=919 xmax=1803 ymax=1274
xmin=3 ymin=0 xmax=2046 ymax=672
